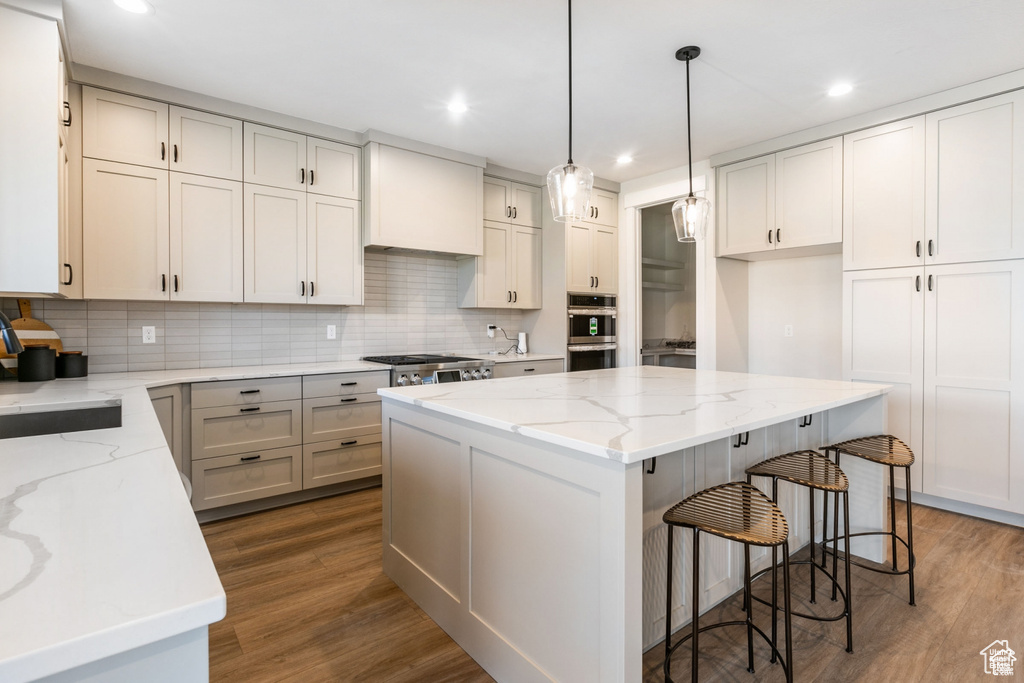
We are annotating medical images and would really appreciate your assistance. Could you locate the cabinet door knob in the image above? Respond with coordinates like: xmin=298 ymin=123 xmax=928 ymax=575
xmin=62 ymin=101 xmax=71 ymax=127
xmin=160 ymin=142 xmax=165 ymax=160
xmin=768 ymin=229 xmax=773 ymax=244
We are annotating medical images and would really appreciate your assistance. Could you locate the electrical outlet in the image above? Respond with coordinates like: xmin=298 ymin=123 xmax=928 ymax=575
xmin=784 ymin=324 xmax=794 ymax=338
xmin=487 ymin=325 xmax=496 ymax=338
xmin=326 ymin=324 xmax=337 ymax=340
xmin=142 ymin=326 xmax=156 ymax=344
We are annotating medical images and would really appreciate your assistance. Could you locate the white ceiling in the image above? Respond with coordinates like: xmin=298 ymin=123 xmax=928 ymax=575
xmin=62 ymin=0 xmax=1024 ymax=183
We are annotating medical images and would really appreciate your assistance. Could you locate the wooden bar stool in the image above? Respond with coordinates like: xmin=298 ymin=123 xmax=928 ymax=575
xmin=822 ymin=435 xmax=916 ymax=606
xmin=746 ymin=450 xmax=853 ymax=653
xmin=662 ymin=481 xmax=793 ymax=682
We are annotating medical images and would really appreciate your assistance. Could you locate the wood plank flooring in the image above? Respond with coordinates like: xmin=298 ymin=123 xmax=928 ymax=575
xmin=203 ymin=488 xmax=1024 ymax=682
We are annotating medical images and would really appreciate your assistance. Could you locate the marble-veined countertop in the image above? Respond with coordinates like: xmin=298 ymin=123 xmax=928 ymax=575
xmin=0 ymin=359 xmax=386 ymax=682
xmin=379 ymin=366 xmax=892 ymax=464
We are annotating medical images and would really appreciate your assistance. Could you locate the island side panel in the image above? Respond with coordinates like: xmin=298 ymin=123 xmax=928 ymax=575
xmin=381 ymin=398 xmax=644 ymax=683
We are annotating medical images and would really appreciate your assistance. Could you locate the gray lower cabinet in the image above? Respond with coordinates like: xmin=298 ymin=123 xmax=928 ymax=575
xmin=192 ymin=399 xmax=303 ymax=459
xmin=192 ymin=445 xmax=303 ymax=511
xmin=492 ymin=358 xmax=564 ymax=378
xmin=303 ymin=435 xmax=383 ymax=489
xmin=302 ymin=394 xmax=382 ymax=443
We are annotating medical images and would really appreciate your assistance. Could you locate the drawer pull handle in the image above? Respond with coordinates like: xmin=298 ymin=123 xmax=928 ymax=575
xmin=240 ymin=454 xmax=261 ymax=462
xmin=523 ymin=368 xmax=535 ymax=372
xmin=240 ymin=407 xmax=261 ymax=413
xmin=239 ymin=389 xmax=261 ymax=395
xmin=340 ymin=397 xmax=358 ymax=403
xmin=340 ymin=440 xmax=358 ymax=446
xmin=340 ymin=382 xmax=358 ymax=386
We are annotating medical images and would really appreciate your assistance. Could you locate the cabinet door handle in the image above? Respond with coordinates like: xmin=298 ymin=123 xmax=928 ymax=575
xmin=310 ymin=281 xmax=315 ymax=297
xmin=595 ymin=276 xmax=599 ymax=288
xmin=776 ymin=228 xmax=781 ymax=243
xmin=512 ymin=206 xmax=517 ymax=219
xmin=928 ymin=274 xmax=934 ymax=291
xmin=340 ymin=397 xmax=358 ymax=403
xmin=301 ymin=281 xmax=306 ymax=296
xmin=513 ymin=290 xmax=517 ymax=303
xmin=239 ymin=389 xmax=261 ymax=394
xmin=340 ymin=382 xmax=358 ymax=387
xmin=928 ymin=239 xmax=934 ymax=256
xmin=646 ymin=458 xmax=656 ymax=474
xmin=507 ymin=290 xmax=512 ymax=303
xmin=62 ymin=101 xmax=71 ymax=127
xmin=506 ymin=206 xmax=512 ymax=218
xmin=523 ymin=368 xmax=535 ymax=372
xmin=733 ymin=431 xmax=750 ymax=448
xmin=300 ymin=168 xmax=305 ymax=184
xmin=915 ymin=275 xmax=921 ymax=292
xmin=240 ymin=407 xmax=261 ymax=413
xmin=595 ymin=207 xmax=599 ymax=220
xmin=768 ymin=229 xmax=773 ymax=244
xmin=240 ymin=454 xmax=261 ymax=462
xmin=160 ymin=142 xmax=165 ymax=160
xmin=916 ymin=240 xmax=922 ymax=258
xmin=590 ymin=276 xmax=595 ymax=287
xmin=340 ymin=440 xmax=358 ymax=446
xmin=309 ymin=169 xmax=314 ymax=185
xmin=62 ymin=263 xmax=73 ymax=286
xmin=173 ymin=144 xmax=178 ymax=163
xmin=161 ymin=274 xmax=166 ymax=292
xmin=173 ymin=274 xmax=179 ymax=292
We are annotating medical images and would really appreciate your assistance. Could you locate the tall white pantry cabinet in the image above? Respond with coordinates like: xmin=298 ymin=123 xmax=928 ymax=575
xmin=842 ymin=90 xmax=1024 ymax=513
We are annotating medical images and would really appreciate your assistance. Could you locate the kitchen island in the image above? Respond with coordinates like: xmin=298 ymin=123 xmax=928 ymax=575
xmin=379 ymin=366 xmax=891 ymax=682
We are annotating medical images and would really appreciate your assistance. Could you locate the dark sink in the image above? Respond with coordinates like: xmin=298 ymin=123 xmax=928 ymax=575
xmin=0 ymin=403 xmax=122 ymax=439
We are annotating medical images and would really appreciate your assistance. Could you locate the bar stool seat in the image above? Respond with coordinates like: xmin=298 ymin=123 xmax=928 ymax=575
xmin=822 ymin=435 xmax=916 ymax=606
xmin=662 ymin=482 xmax=793 ymax=682
xmin=746 ymin=450 xmax=853 ymax=653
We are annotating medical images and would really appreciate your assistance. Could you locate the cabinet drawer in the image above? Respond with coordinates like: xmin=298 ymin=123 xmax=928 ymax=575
xmin=192 ymin=399 xmax=302 ymax=460
xmin=192 ymin=375 xmax=301 ymax=409
xmin=302 ymin=371 xmax=389 ymax=399
xmin=492 ymin=359 xmax=564 ymax=378
xmin=192 ymin=445 xmax=302 ymax=511
xmin=303 ymin=395 xmax=382 ymax=443
xmin=303 ymin=435 xmax=382 ymax=489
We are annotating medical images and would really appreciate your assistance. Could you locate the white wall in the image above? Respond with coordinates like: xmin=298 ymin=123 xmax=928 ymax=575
xmin=746 ymin=254 xmax=843 ymax=379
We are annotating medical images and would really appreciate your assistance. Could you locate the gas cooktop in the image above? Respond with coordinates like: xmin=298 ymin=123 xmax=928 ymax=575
xmin=363 ymin=354 xmax=478 ymax=365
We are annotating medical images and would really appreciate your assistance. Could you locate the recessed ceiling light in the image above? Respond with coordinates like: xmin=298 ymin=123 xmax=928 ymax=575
xmin=828 ymin=83 xmax=853 ymax=97
xmin=616 ymin=155 xmax=633 ymax=164
xmin=113 ymin=0 xmax=155 ymax=14
xmin=447 ymin=101 xmax=468 ymax=114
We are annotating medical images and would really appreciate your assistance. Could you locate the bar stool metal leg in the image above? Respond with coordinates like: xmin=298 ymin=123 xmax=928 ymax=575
xmin=905 ymin=464 xmax=916 ymax=606
xmin=691 ymin=527 xmax=700 ymax=683
xmin=782 ymin=540 xmax=793 ymax=683
xmin=664 ymin=524 xmax=674 ymax=681
xmin=843 ymin=488 xmax=854 ymax=651
xmin=744 ymin=544 xmax=754 ymax=673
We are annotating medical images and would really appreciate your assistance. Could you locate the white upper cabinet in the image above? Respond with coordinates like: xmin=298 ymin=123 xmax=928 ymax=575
xmin=244 ymin=184 xmax=307 ymax=304
xmin=244 ymin=122 xmax=307 ymax=191
xmin=717 ymin=155 xmax=775 ymax=256
xmin=925 ymin=91 xmax=1024 ymax=265
xmin=717 ymin=137 xmax=842 ymax=259
xmin=457 ymin=221 xmax=542 ymax=309
xmin=843 ymin=117 xmax=926 ymax=270
xmin=170 ymin=173 xmax=243 ymax=302
xmin=482 ymin=176 xmax=542 ymax=228
xmin=169 ymin=106 xmax=242 ymax=181
xmin=775 ymin=137 xmax=843 ymax=249
xmin=364 ymin=142 xmax=483 ymax=255
xmin=83 ymin=159 xmax=170 ymax=300
xmin=584 ymin=188 xmax=618 ymax=228
xmin=566 ymin=222 xmax=618 ymax=294
xmin=83 ymin=87 xmax=169 ymax=169
xmin=307 ymin=137 xmax=360 ymax=200
xmin=306 ymin=194 xmax=362 ymax=305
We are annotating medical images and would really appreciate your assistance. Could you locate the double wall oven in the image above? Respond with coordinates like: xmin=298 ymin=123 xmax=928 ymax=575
xmin=567 ymin=294 xmax=616 ymax=372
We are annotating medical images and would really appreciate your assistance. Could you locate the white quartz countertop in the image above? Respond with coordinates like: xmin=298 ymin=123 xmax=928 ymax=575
xmin=0 ymin=359 xmax=384 ymax=682
xmin=379 ymin=366 xmax=892 ymax=464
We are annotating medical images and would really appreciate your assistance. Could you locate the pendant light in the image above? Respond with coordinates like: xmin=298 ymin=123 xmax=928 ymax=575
xmin=671 ymin=46 xmax=710 ymax=243
xmin=547 ymin=0 xmax=593 ymax=222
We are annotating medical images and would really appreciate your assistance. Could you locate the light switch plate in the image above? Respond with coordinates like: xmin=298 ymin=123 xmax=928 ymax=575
xmin=142 ymin=326 xmax=156 ymax=344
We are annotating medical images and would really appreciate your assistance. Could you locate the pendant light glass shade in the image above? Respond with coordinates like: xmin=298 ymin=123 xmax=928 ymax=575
xmin=547 ymin=162 xmax=594 ymax=222
xmin=671 ymin=194 xmax=710 ymax=242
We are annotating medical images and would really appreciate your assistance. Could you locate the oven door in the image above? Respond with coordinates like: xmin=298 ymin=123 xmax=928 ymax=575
xmin=567 ymin=308 xmax=616 ymax=344
xmin=567 ymin=343 xmax=616 ymax=372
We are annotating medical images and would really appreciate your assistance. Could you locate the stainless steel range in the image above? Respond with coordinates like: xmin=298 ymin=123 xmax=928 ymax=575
xmin=363 ymin=354 xmax=495 ymax=386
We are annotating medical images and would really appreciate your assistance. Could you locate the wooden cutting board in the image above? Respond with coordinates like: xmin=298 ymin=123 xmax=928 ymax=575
xmin=0 ymin=299 xmax=63 ymax=374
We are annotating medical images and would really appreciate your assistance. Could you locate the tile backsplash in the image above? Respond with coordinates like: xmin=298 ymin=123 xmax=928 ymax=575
xmin=1 ymin=252 xmax=525 ymax=374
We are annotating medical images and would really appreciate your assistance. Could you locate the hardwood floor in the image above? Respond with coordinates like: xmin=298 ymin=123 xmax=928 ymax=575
xmin=203 ymin=488 xmax=1024 ymax=682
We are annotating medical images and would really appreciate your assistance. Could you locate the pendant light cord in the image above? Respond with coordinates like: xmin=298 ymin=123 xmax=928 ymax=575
xmin=567 ymin=0 xmax=573 ymax=165
xmin=686 ymin=53 xmax=694 ymax=198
